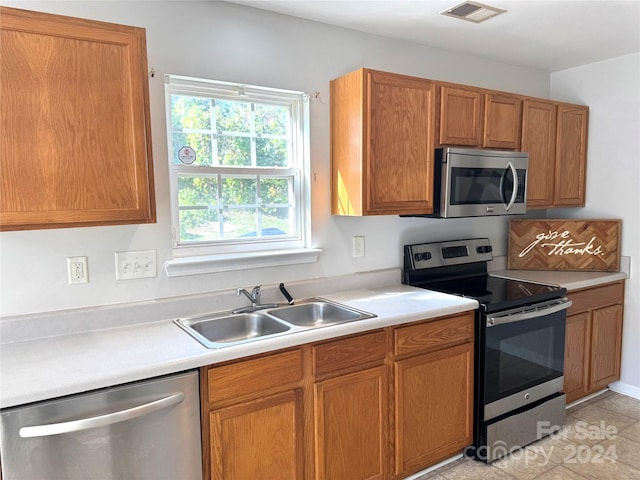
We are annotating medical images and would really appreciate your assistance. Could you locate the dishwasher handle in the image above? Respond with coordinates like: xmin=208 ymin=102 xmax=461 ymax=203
xmin=19 ymin=392 xmax=185 ymax=438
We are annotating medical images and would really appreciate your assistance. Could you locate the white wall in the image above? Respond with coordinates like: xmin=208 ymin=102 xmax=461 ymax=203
xmin=0 ymin=1 xmax=552 ymax=316
xmin=551 ymin=53 xmax=640 ymax=394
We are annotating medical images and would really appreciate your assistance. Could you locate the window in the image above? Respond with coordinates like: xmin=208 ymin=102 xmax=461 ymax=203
xmin=165 ymin=75 xmax=311 ymax=262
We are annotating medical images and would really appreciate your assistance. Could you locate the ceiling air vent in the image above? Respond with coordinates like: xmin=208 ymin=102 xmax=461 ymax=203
xmin=441 ymin=1 xmax=506 ymax=23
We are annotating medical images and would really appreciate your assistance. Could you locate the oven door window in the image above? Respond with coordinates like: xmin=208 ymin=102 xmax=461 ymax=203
xmin=484 ymin=310 xmax=565 ymax=405
xmin=450 ymin=167 xmax=526 ymax=206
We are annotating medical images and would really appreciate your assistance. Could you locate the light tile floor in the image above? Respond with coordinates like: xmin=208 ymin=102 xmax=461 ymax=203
xmin=417 ymin=390 xmax=640 ymax=480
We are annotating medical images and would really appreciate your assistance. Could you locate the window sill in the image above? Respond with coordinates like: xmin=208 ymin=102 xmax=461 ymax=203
xmin=164 ymin=248 xmax=322 ymax=277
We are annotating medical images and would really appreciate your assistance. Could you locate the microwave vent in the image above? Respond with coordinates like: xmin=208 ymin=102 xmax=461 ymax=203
xmin=441 ymin=1 xmax=506 ymax=23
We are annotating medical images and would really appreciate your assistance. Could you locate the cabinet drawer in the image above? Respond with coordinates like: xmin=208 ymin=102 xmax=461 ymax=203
xmin=394 ymin=312 xmax=474 ymax=357
xmin=568 ymin=281 xmax=624 ymax=315
xmin=313 ymin=330 xmax=386 ymax=377
xmin=207 ymin=349 xmax=303 ymax=404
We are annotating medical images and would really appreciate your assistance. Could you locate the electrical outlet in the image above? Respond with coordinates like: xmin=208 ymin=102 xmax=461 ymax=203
xmin=67 ymin=256 xmax=89 ymax=284
xmin=353 ymin=236 xmax=365 ymax=257
xmin=115 ymin=250 xmax=157 ymax=280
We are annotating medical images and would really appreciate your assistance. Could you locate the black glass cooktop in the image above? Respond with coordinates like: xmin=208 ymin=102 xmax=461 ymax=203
xmin=416 ymin=275 xmax=566 ymax=314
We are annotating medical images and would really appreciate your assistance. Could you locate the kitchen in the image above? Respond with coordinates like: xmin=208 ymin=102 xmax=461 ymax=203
xmin=0 ymin=1 xmax=638 ymax=479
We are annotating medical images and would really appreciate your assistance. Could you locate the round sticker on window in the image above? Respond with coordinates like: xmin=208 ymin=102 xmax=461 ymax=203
xmin=178 ymin=146 xmax=196 ymax=164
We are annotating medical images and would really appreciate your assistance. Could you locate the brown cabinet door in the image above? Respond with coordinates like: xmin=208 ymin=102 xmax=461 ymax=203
xmin=439 ymin=86 xmax=483 ymax=146
xmin=564 ymin=312 xmax=591 ymax=403
xmin=554 ymin=105 xmax=588 ymax=206
xmin=314 ymin=366 xmax=388 ymax=480
xmin=483 ymin=94 xmax=522 ymax=149
xmin=0 ymin=7 xmax=155 ymax=230
xmin=394 ymin=342 xmax=473 ymax=477
xmin=521 ymin=100 xmax=558 ymax=209
xmin=366 ymin=71 xmax=436 ymax=215
xmin=209 ymin=389 xmax=304 ymax=480
xmin=330 ymin=69 xmax=435 ymax=216
xmin=590 ymin=304 xmax=623 ymax=391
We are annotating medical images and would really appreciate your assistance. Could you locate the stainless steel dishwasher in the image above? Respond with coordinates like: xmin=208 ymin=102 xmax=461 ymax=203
xmin=0 ymin=370 xmax=202 ymax=480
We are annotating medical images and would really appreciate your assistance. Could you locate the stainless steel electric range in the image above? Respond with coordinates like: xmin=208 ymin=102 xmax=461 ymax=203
xmin=403 ymin=238 xmax=572 ymax=462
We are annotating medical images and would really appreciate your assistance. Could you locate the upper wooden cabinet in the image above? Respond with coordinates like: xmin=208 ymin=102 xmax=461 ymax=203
xmin=483 ymin=93 xmax=522 ymax=149
xmin=521 ymin=99 xmax=558 ymax=208
xmin=438 ymin=86 xmax=522 ymax=150
xmin=330 ymin=67 xmax=589 ymax=216
xmin=438 ymin=86 xmax=483 ymax=147
xmin=331 ymin=68 xmax=436 ymax=216
xmin=554 ymin=105 xmax=589 ymax=207
xmin=523 ymin=100 xmax=588 ymax=209
xmin=0 ymin=7 xmax=155 ymax=231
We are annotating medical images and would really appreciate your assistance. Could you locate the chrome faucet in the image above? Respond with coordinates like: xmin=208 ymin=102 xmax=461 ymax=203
xmin=237 ymin=285 xmax=262 ymax=308
xmin=233 ymin=285 xmax=279 ymax=314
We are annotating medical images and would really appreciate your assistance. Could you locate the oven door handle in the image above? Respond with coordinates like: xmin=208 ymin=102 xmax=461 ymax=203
xmin=486 ymin=299 xmax=572 ymax=327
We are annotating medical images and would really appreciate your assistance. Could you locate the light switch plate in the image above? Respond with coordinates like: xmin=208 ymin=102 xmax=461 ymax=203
xmin=115 ymin=250 xmax=157 ymax=280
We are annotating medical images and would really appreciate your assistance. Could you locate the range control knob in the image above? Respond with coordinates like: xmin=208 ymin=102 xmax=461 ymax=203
xmin=413 ymin=252 xmax=432 ymax=262
xmin=477 ymin=245 xmax=493 ymax=254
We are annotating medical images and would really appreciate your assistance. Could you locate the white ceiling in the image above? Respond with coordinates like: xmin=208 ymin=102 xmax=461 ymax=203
xmin=227 ymin=0 xmax=640 ymax=72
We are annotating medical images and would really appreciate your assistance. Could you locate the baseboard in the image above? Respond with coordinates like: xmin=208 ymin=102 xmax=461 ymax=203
xmin=402 ymin=454 xmax=463 ymax=479
xmin=609 ymin=381 xmax=640 ymax=400
xmin=566 ymin=388 xmax=609 ymax=409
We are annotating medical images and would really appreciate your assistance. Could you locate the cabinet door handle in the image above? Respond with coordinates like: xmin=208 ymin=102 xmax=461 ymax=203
xmin=19 ymin=392 xmax=185 ymax=438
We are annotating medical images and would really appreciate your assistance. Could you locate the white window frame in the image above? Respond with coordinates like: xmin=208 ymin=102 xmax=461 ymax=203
xmin=164 ymin=75 xmax=318 ymax=276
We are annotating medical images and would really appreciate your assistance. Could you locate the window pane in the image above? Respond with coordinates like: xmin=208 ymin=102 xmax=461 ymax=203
xmin=256 ymin=138 xmax=288 ymax=167
xmin=178 ymin=176 xmax=218 ymax=206
xmin=261 ymin=207 xmax=293 ymax=236
xmin=217 ymin=136 xmax=251 ymax=166
xmin=171 ymin=95 xmax=211 ymax=130
xmin=255 ymin=104 xmax=288 ymax=136
xmin=223 ymin=208 xmax=259 ymax=239
xmin=222 ymin=177 xmax=257 ymax=207
xmin=179 ymin=209 xmax=221 ymax=242
xmin=215 ymin=99 xmax=251 ymax=133
xmin=260 ymin=177 xmax=292 ymax=205
xmin=173 ymin=132 xmax=212 ymax=166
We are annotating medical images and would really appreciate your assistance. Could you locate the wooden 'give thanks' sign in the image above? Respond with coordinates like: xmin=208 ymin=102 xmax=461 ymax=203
xmin=508 ymin=219 xmax=621 ymax=271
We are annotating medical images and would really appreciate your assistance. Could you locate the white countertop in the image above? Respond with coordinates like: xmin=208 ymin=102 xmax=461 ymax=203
xmin=492 ymin=268 xmax=627 ymax=291
xmin=0 ymin=285 xmax=478 ymax=409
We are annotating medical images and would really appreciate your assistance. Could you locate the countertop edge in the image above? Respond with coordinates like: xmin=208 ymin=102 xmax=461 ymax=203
xmin=491 ymin=269 xmax=627 ymax=291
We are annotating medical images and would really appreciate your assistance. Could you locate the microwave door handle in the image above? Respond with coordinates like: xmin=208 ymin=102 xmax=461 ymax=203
xmin=500 ymin=161 xmax=518 ymax=211
xmin=18 ymin=392 xmax=185 ymax=438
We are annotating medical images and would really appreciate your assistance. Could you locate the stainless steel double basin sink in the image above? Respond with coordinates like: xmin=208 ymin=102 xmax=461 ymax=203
xmin=175 ymin=298 xmax=376 ymax=349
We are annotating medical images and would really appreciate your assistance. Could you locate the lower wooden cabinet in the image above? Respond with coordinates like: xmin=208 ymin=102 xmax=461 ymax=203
xmin=392 ymin=313 xmax=474 ymax=479
xmin=201 ymin=349 xmax=305 ymax=480
xmin=564 ymin=281 xmax=624 ymax=403
xmin=200 ymin=312 xmax=476 ymax=480
xmin=394 ymin=343 xmax=474 ymax=476
xmin=210 ymin=389 xmax=304 ymax=479
xmin=315 ymin=366 xmax=388 ymax=480
xmin=312 ymin=330 xmax=388 ymax=480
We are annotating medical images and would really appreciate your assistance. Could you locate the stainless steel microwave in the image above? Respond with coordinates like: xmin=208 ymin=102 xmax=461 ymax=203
xmin=431 ymin=147 xmax=529 ymax=218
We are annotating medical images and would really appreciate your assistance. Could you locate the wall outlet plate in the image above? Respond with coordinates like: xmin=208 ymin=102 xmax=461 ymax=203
xmin=115 ymin=250 xmax=157 ymax=280
xmin=67 ymin=256 xmax=89 ymax=284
